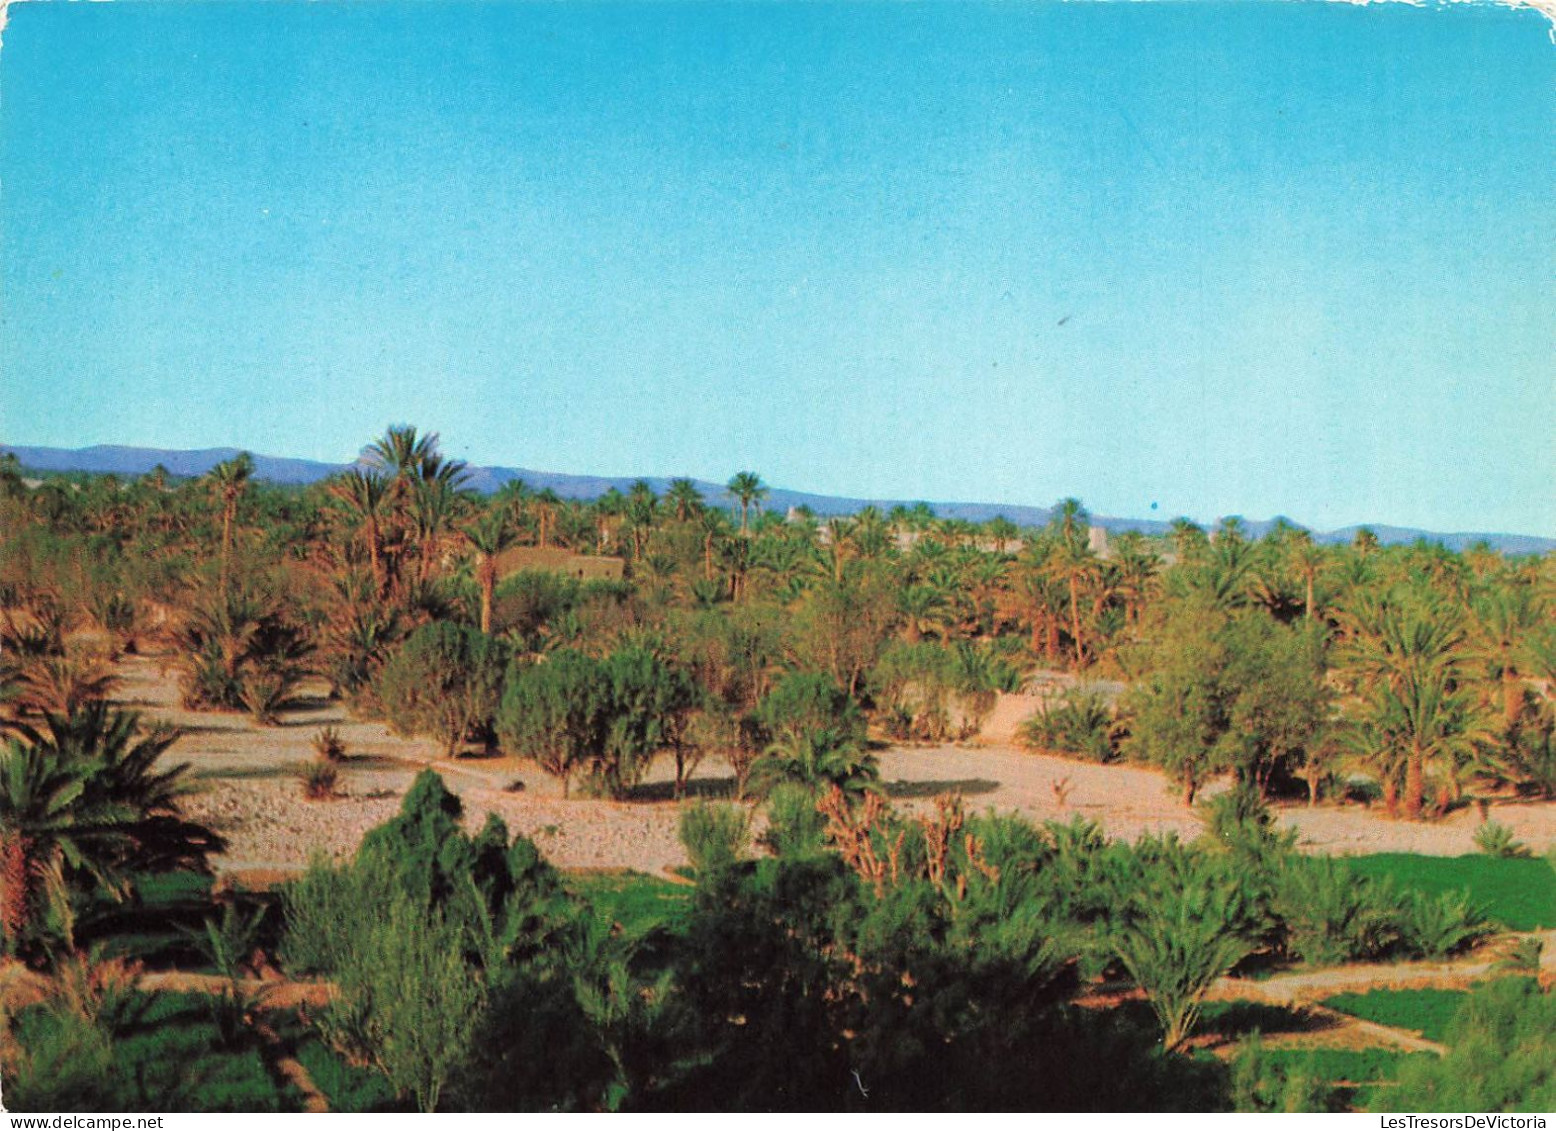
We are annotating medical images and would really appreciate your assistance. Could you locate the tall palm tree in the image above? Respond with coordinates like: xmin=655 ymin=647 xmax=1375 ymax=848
xmin=463 ymin=509 xmax=518 ymax=634
xmin=204 ymin=452 xmax=254 ymax=593
xmin=1046 ymin=536 xmax=1100 ymax=666
xmin=626 ymin=480 xmax=658 ymax=560
xmin=532 ymin=488 xmax=562 ymax=549
xmin=665 ymin=478 xmax=704 ymax=522
xmin=328 ymin=468 xmax=391 ymax=594
xmin=1287 ymin=531 xmax=1327 ymax=622
xmin=725 ymin=472 xmax=768 ymax=534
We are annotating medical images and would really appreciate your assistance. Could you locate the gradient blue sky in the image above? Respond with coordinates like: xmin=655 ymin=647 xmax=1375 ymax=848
xmin=2 ymin=2 xmax=1551 ymax=534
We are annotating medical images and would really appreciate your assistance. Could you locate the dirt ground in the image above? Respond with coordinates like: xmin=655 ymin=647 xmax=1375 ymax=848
xmin=106 ymin=657 xmax=1556 ymax=878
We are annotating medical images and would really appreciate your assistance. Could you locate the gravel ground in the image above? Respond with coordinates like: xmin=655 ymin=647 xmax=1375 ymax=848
xmin=112 ymin=657 xmax=1556 ymax=877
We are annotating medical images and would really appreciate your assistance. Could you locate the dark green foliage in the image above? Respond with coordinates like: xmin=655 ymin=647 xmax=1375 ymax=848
xmin=497 ymin=645 xmax=697 ymax=799
xmin=294 ymin=1035 xmax=398 ymax=1112
xmin=657 ymin=848 xmax=1224 ymax=1111
xmin=5 ymin=991 xmax=301 ymax=1113
xmin=1229 ymin=1033 xmax=1345 ymax=1113
xmin=1322 ymin=988 xmax=1469 ymax=1043
xmin=1393 ymin=978 xmax=1556 ymax=1112
xmin=378 ymin=622 xmax=507 ymax=756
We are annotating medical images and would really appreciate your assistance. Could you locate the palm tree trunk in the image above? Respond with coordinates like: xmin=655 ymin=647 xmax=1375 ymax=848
xmin=368 ymin=516 xmax=383 ymax=595
xmin=479 ymin=563 xmax=495 ymax=635
xmin=220 ymin=505 xmax=234 ymax=592
xmin=1069 ymin=575 xmax=1084 ymax=666
xmin=1403 ymin=744 xmax=1425 ymax=819
xmin=1503 ymin=670 xmax=1522 ymax=730
xmin=0 ymin=831 xmax=34 ymax=947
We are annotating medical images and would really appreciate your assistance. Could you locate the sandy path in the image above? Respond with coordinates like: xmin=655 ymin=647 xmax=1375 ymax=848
xmin=111 ymin=656 xmax=1556 ymax=877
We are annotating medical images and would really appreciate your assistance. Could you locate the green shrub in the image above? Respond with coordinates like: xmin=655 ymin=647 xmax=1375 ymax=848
xmin=1396 ymin=889 xmax=1494 ymax=959
xmin=1272 ymin=857 xmax=1401 ymax=966
xmin=1113 ymin=876 xmax=1258 ymax=1051
xmin=378 ymin=622 xmax=507 ymax=757
xmin=1474 ymin=820 xmax=1532 ymax=859
xmin=678 ymin=802 xmax=751 ymax=877
xmin=1018 ymin=687 xmax=1119 ymax=763
xmin=759 ymin=782 xmax=830 ymax=858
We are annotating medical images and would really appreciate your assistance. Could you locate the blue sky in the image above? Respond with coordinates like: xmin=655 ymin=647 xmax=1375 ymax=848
xmin=2 ymin=1 xmax=1551 ymax=535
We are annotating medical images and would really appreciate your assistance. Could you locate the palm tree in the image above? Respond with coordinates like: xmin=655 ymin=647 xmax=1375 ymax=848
xmin=532 ymin=488 xmax=561 ymax=549
xmin=204 ymin=452 xmax=254 ymax=593
xmin=725 ymin=472 xmax=768 ymax=534
xmin=410 ymin=477 xmax=465 ymax=583
xmin=0 ymin=737 xmax=92 ymax=948
xmin=1345 ymin=666 xmax=1492 ymax=818
xmin=665 ymin=478 xmax=704 ymax=522
xmin=1169 ymin=517 xmax=1208 ymax=564
xmin=1 ymin=705 xmax=218 ymax=951
xmin=463 ymin=509 xmax=518 ymax=634
xmin=1287 ymin=531 xmax=1327 ymax=622
xmin=1046 ymin=537 xmax=1100 ymax=666
xmin=626 ymin=480 xmax=658 ymax=560
xmin=1048 ymin=497 xmax=1090 ymax=550
xmin=328 ymin=468 xmax=392 ymax=594
xmin=1468 ymin=583 xmax=1543 ymax=730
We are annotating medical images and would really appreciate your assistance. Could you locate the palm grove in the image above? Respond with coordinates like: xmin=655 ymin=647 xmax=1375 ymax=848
xmin=1 ymin=426 xmax=1554 ymax=1111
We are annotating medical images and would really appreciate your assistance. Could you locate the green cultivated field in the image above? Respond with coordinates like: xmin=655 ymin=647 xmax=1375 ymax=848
xmin=1344 ymin=854 xmax=1556 ymax=931
xmin=1323 ymin=988 xmax=1470 ymax=1043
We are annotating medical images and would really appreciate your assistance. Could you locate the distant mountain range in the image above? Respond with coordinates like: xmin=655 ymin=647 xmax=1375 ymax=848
xmin=5 ymin=442 xmax=1552 ymax=555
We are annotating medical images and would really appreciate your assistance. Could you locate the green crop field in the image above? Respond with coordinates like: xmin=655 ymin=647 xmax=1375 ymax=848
xmin=1323 ymin=988 xmax=1470 ymax=1043
xmin=1344 ymin=854 xmax=1556 ymax=931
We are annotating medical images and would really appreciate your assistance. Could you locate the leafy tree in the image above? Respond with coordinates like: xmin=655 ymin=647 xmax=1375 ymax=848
xmin=498 ymin=650 xmax=607 ymax=797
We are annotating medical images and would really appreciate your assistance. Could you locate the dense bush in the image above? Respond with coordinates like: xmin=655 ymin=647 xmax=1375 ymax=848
xmin=377 ymin=622 xmax=507 ymax=757
xmin=496 ymin=645 xmax=698 ymax=799
xmin=1018 ymin=685 xmax=1120 ymax=762
xmin=678 ymin=801 xmax=750 ymax=876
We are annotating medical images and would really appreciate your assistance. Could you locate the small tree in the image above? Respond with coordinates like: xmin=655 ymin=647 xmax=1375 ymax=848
xmin=379 ymin=622 xmax=507 ymax=757
xmin=496 ymin=650 xmax=609 ymax=798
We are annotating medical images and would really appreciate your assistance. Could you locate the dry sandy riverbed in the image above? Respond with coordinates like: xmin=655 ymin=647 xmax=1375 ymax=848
xmin=108 ymin=657 xmax=1556 ymax=877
